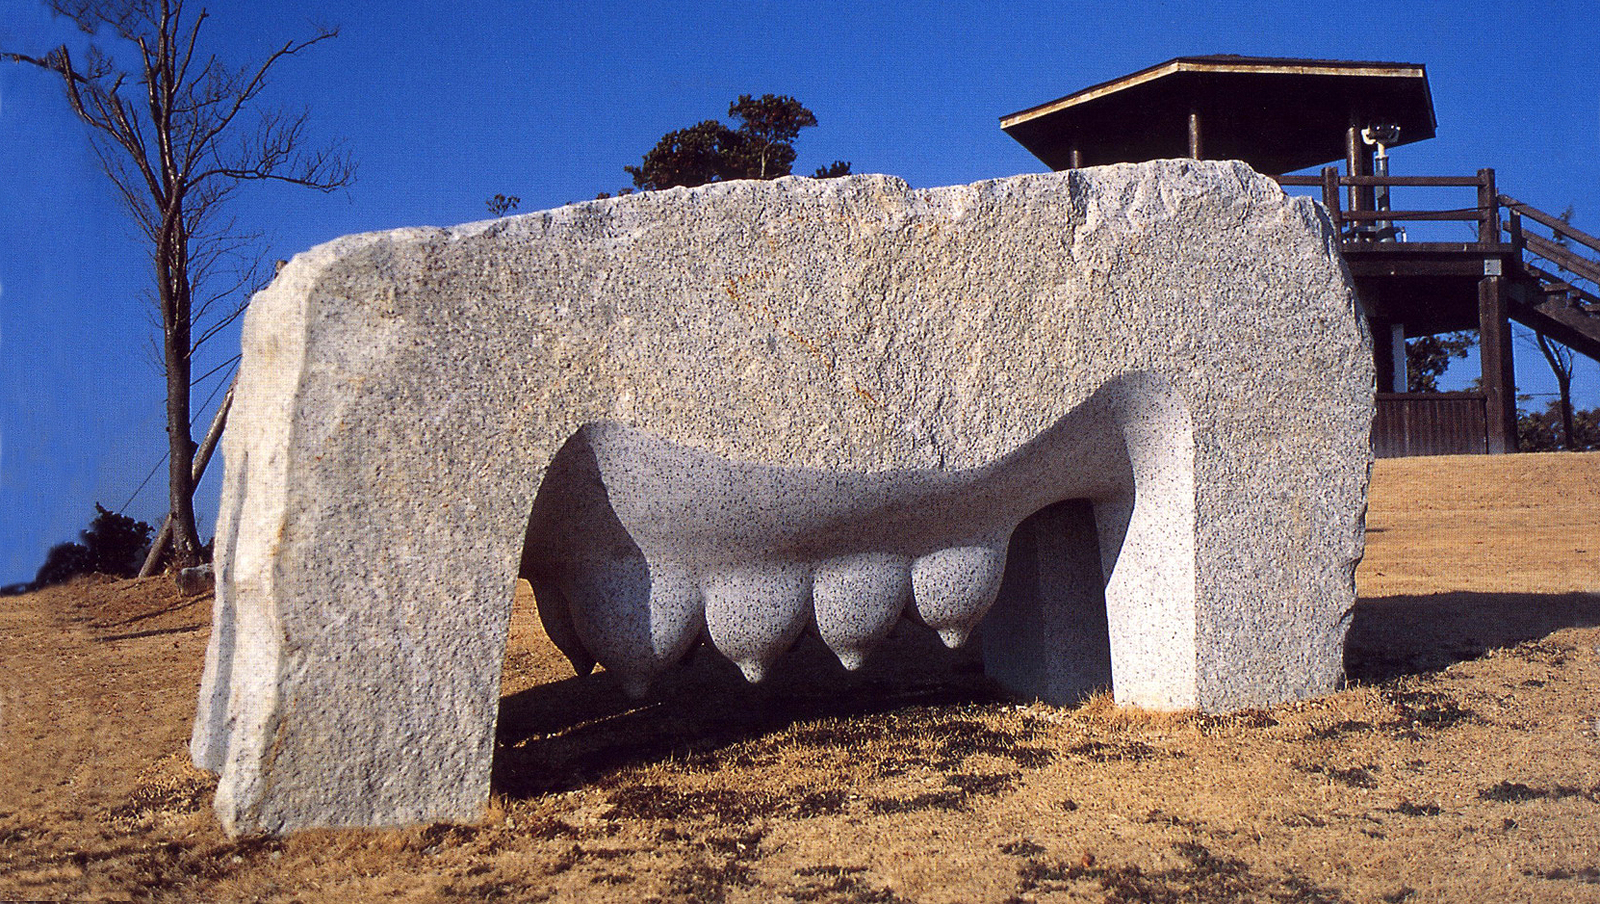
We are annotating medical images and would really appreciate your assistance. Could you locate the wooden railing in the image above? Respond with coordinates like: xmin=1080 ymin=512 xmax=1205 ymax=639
xmin=1275 ymin=167 xmax=1502 ymax=243
xmin=1500 ymin=195 xmax=1600 ymax=309
xmin=1276 ymin=168 xmax=1600 ymax=311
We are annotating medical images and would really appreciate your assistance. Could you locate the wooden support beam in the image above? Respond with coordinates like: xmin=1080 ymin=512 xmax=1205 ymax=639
xmin=1344 ymin=256 xmax=1513 ymax=278
xmin=1188 ymin=108 xmax=1203 ymax=159
xmin=1344 ymin=122 xmax=1374 ymax=212
xmin=1477 ymin=275 xmax=1519 ymax=454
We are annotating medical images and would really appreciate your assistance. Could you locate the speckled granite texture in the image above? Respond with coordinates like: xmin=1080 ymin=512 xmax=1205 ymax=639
xmin=192 ymin=161 xmax=1374 ymax=835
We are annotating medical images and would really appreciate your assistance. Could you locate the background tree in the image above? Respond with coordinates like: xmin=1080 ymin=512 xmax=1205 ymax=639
xmin=33 ymin=543 xmax=96 ymax=589
xmin=33 ymin=504 xmax=155 ymax=588
xmin=1404 ymin=331 xmax=1476 ymax=392
xmin=626 ymin=119 xmax=744 ymax=190
xmin=4 ymin=0 xmax=355 ymax=570
xmin=725 ymin=93 xmax=816 ymax=179
xmin=486 ymin=193 xmax=520 ymax=216
xmin=1533 ymin=334 xmax=1578 ymax=449
xmin=1526 ymin=205 xmax=1589 ymax=449
xmin=1519 ymin=398 xmax=1600 ymax=452
xmin=625 ymin=94 xmax=847 ymax=191
xmin=813 ymin=160 xmax=853 ymax=178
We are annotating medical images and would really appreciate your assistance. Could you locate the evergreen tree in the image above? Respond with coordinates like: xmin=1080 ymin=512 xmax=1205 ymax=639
xmin=625 ymin=94 xmax=847 ymax=192
xmin=33 ymin=504 xmax=155 ymax=588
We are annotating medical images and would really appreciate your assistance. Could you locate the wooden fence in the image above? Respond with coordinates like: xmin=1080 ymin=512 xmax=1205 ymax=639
xmin=1373 ymin=392 xmax=1488 ymax=458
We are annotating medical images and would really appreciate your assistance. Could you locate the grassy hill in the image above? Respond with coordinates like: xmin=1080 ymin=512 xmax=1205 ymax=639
xmin=2 ymin=452 xmax=1597 ymax=903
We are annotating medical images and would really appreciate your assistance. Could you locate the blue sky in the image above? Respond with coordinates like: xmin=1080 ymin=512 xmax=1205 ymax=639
xmin=2 ymin=0 xmax=1598 ymax=585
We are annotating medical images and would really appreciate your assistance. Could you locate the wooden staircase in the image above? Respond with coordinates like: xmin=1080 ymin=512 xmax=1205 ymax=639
xmin=1499 ymin=196 xmax=1600 ymax=362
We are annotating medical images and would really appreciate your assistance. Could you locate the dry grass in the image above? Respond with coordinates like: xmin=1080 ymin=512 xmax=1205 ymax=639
xmin=2 ymin=452 xmax=1598 ymax=903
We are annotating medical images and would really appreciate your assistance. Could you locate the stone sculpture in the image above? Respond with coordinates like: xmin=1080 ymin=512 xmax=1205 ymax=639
xmin=192 ymin=160 xmax=1374 ymax=835
xmin=523 ymin=372 xmax=1189 ymax=699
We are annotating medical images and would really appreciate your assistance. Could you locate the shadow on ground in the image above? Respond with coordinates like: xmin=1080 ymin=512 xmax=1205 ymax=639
xmin=492 ymin=591 xmax=1600 ymax=799
xmin=1345 ymin=591 xmax=1600 ymax=684
xmin=491 ymin=621 xmax=1022 ymax=799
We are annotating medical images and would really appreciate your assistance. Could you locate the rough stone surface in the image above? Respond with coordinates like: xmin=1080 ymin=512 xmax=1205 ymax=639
xmin=176 ymin=563 xmax=214 ymax=597
xmin=192 ymin=161 xmax=1374 ymax=836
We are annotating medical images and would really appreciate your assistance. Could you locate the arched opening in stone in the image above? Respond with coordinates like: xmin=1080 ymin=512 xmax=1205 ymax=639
xmin=980 ymin=498 xmax=1114 ymax=705
xmin=509 ymin=370 xmax=1197 ymax=716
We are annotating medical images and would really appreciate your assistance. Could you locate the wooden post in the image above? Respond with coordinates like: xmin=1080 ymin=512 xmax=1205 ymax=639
xmin=1187 ymin=108 xmax=1203 ymax=159
xmin=1477 ymin=168 xmax=1500 ymax=243
xmin=1477 ymin=275 xmax=1518 ymax=454
xmin=1069 ymin=143 xmax=1083 ymax=169
xmin=1320 ymin=166 xmax=1342 ymax=232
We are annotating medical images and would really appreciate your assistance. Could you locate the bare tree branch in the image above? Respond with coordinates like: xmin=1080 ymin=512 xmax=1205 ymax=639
xmin=1534 ymin=333 xmax=1577 ymax=449
xmin=186 ymin=28 xmax=342 ymax=172
xmin=4 ymin=0 xmax=354 ymax=570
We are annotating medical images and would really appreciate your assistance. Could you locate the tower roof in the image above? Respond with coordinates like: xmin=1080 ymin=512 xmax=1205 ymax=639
xmin=1001 ymin=55 xmax=1437 ymax=174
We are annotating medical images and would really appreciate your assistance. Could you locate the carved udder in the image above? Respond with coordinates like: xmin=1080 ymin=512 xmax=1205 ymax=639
xmin=520 ymin=373 xmax=1194 ymax=704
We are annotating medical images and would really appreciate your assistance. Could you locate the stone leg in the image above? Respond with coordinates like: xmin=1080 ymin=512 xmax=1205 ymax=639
xmin=980 ymin=499 xmax=1112 ymax=704
xmin=982 ymin=373 xmax=1199 ymax=711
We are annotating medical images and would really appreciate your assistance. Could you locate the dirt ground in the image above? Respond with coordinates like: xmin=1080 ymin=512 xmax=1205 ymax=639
xmin=2 ymin=451 xmax=1597 ymax=903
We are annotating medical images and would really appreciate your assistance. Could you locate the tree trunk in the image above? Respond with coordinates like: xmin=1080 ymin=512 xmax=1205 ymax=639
xmin=138 ymin=378 xmax=234 ymax=577
xmin=160 ymin=221 xmax=204 ymax=569
xmin=1557 ymin=375 xmax=1575 ymax=451
xmin=1536 ymin=333 xmax=1577 ymax=451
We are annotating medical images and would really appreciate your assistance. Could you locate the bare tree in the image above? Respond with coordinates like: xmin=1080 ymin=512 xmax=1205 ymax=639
xmin=5 ymin=0 xmax=354 ymax=569
xmin=1534 ymin=333 xmax=1578 ymax=449
xmin=1522 ymin=205 xmax=1585 ymax=451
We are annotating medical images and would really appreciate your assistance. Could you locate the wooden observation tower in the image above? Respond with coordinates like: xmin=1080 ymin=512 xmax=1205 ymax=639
xmin=1003 ymin=55 xmax=1600 ymax=456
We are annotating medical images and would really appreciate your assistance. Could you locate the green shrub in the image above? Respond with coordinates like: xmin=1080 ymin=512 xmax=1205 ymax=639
xmin=32 ymin=504 xmax=155 ymax=588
